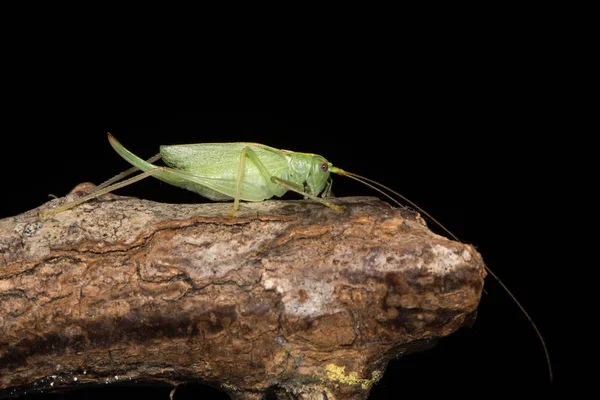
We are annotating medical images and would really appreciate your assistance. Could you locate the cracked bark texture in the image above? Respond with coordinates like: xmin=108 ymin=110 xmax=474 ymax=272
xmin=0 ymin=183 xmax=486 ymax=399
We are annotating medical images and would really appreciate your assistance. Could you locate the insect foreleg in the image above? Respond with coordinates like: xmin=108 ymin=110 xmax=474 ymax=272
xmin=39 ymin=167 xmax=166 ymax=218
xmin=270 ymin=177 xmax=344 ymax=213
xmin=321 ymin=178 xmax=334 ymax=198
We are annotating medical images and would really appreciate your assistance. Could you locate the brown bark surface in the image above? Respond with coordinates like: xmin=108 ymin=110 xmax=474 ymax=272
xmin=0 ymin=184 xmax=486 ymax=399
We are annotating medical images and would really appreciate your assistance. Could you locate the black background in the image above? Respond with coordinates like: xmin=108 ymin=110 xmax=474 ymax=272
xmin=1 ymin=110 xmax=561 ymax=398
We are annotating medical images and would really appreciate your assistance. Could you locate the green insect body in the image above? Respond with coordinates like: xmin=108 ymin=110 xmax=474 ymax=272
xmin=120 ymin=141 xmax=331 ymax=203
xmin=41 ymin=134 xmax=343 ymax=218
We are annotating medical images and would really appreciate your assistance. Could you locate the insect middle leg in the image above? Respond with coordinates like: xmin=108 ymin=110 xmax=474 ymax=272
xmin=229 ymin=146 xmax=290 ymax=217
xmin=230 ymin=146 xmax=250 ymax=217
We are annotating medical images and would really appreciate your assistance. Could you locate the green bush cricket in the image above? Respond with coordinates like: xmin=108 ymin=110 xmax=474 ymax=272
xmin=38 ymin=133 xmax=552 ymax=382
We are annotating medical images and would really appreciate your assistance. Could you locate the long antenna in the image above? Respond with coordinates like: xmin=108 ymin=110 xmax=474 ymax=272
xmin=330 ymin=167 xmax=553 ymax=382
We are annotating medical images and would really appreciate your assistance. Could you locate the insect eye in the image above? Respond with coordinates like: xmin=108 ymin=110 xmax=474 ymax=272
xmin=320 ymin=162 xmax=328 ymax=172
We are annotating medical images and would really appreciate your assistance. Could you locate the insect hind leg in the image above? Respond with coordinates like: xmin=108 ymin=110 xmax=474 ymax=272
xmin=95 ymin=153 xmax=162 ymax=191
xmin=39 ymin=167 xmax=165 ymax=218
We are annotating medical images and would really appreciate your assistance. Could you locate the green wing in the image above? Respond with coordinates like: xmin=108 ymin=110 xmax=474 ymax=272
xmin=160 ymin=143 xmax=287 ymax=177
xmin=160 ymin=143 xmax=289 ymax=199
xmin=110 ymin=137 xmax=289 ymax=201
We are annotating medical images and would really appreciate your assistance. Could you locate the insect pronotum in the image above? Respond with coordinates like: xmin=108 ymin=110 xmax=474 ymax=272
xmin=39 ymin=133 xmax=552 ymax=382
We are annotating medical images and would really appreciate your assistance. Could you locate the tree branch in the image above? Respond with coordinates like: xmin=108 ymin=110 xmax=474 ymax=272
xmin=0 ymin=184 xmax=486 ymax=399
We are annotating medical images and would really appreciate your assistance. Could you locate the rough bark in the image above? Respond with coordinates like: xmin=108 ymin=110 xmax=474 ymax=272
xmin=0 ymin=183 xmax=486 ymax=399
